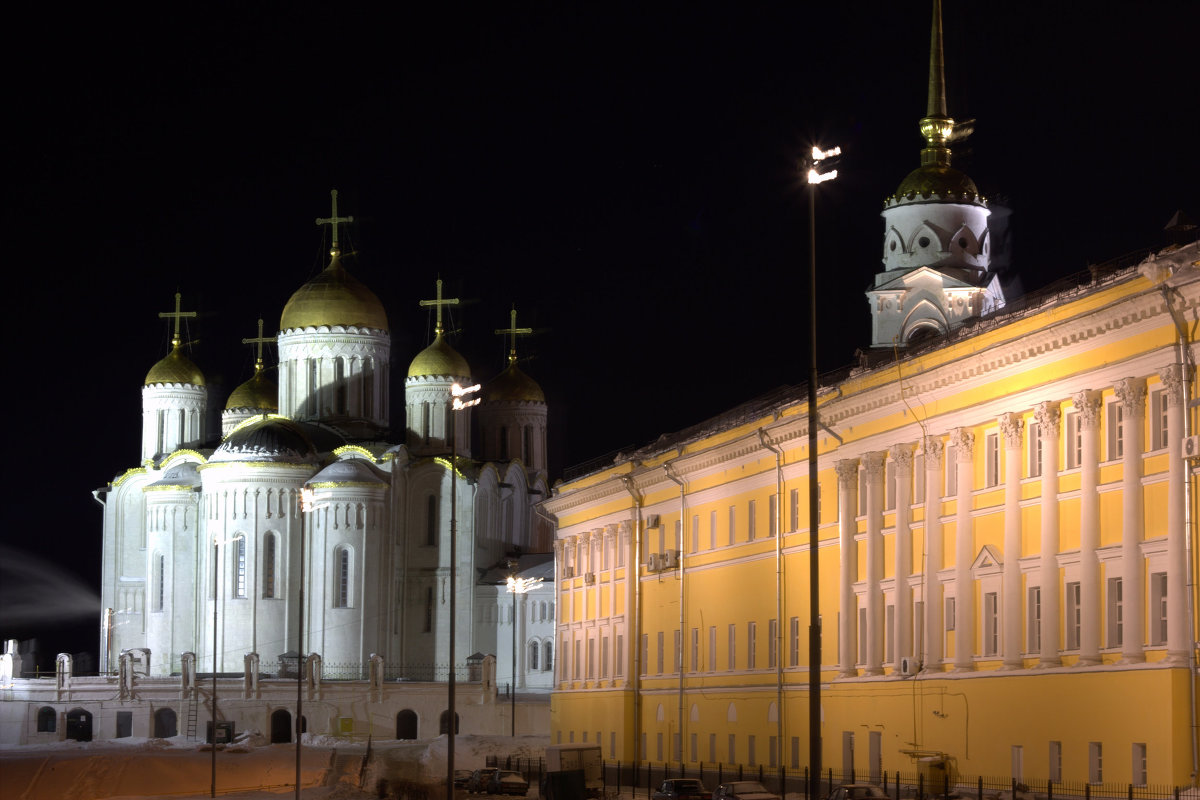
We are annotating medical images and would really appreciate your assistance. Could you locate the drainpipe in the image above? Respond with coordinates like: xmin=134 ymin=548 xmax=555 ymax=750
xmin=663 ymin=461 xmax=686 ymax=764
xmin=1162 ymin=282 xmax=1199 ymax=783
xmin=622 ymin=474 xmax=645 ymax=764
xmin=758 ymin=429 xmax=785 ymax=772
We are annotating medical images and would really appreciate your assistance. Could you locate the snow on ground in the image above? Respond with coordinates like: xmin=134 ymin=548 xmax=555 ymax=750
xmin=0 ymin=732 xmax=550 ymax=800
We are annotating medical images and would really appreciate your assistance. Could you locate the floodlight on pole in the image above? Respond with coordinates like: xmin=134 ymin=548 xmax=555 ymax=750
xmin=447 ymin=382 xmax=480 ymax=800
xmin=296 ymin=487 xmax=327 ymax=800
xmin=805 ymin=142 xmax=839 ymax=800
xmin=506 ymin=574 xmax=543 ymax=737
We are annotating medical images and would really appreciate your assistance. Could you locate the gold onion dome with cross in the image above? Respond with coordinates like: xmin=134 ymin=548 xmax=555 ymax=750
xmin=486 ymin=306 xmax=544 ymax=403
xmin=145 ymin=292 xmax=205 ymax=387
xmin=226 ymin=318 xmax=278 ymax=410
xmin=408 ymin=278 xmax=470 ymax=378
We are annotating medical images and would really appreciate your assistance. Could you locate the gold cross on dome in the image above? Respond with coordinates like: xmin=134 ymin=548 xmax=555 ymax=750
xmin=315 ymin=189 xmax=354 ymax=252
xmin=158 ymin=292 xmax=197 ymax=347
xmin=418 ymin=278 xmax=460 ymax=336
xmin=494 ymin=305 xmax=533 ymax=365
xmin=241 ymin=318 xmax=273 ymax=371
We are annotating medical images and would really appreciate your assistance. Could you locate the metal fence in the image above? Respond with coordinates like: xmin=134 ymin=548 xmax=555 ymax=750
xmin=599 ymin=763 xmax=1185 ymax=800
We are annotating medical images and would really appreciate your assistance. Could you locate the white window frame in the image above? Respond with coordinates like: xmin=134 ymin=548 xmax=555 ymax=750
xmin=1027 ymin=421 xmax=1043 ymax=478
xmin=1107 ymin=577 xmax=1124 ymax=647
xmin=1150 ymin=572 xmax=1167 ymax=646
xmin=1027 ymin=586 xmax=1042 ymax=652
xmin=1065 ymin=411 xmax=1082 ymax=469
xmin=1066 ymin=581 xmax=1082 ymax=650
xmin=985 ymin=431 xmax=1001 ymax=488
xmin=983 ymin=592 xmax=999 ymax=656
xmin=1151 ymin=388 xmax=1169 ymax=451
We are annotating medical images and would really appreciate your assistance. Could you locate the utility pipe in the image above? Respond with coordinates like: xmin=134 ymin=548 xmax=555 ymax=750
xmin=621 ymin=474 xmax=645 ymax=764
xmin=663 ymin=461 xmax=686 ymax=764
xmin=758 ymin=429 xmax=785 ymax=772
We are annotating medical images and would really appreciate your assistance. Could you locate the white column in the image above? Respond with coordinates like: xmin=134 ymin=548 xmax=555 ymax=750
xmin=1116 ymin=378 xmax=1146 ymax=664
xmin=922 ymin=436 xmax=944 ymax=670
xmin=951 ymin=428 xmax=975 ymax=671
xmin=891 ymin=443 xmax=916 ymax=666
xmin=1074 ymin=390 xmax=1103 ymax=665
xmin=836 ymin=458 xmax=860 ymax=676
xmin=1034 ymin=402 xmax=1061 ymax=667
xmin=863 ymin=452 xmax=886 ymax=675
xmin=1159 ymin=365 xmax=1189 ymax=664
xmin=999 ymin=412 xmax=1024 ymax=670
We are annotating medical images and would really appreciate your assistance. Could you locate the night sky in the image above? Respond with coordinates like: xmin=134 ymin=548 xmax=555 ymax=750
xmin=6 ymin=3 xmax=1198 ymax=669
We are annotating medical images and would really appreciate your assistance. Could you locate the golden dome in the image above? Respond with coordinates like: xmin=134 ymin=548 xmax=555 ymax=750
xmin=890 ymin=164 xmax=982 ymax=205
xmin=408 ymin=332 xmax=470 ymax=378
xmin=145 ymin=344 xmax=205 ymax=387
xmin=487 ymin=362 xmax=544 ymax=403
xmin=280 ymin=250 xmax=389 ymax=332
xmin=225 ymin=367 xmax=278 ymax=411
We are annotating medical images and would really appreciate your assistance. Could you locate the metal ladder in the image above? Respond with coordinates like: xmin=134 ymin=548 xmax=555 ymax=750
xmin=185 ymin=694 xmax=198 ymax=740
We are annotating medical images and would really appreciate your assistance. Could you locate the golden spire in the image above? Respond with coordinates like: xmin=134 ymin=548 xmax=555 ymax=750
xmin=241 ymin=318 xmax=273 ymax=374
xmin=315 ymin=189 xmax=354 ymax=256
xmin=494 ymin=305 xmax=532 ymax=366
xmin=158 ymin=292 xmax=196 ymax=349
xmin=918 ymin=0 xmax=955 ymax=167
xmin=419 ymin=278 xmax=460 ymax=337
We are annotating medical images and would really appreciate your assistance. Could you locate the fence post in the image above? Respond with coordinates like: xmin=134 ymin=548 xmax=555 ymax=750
xmin=738 ymin=764 xmax=744 ymax=780
xmin=719 ymin=764 xmax=724 ymax=784
xmin=1127 ymin=785 xmax=1133 ymax=800
xmin=759 ymin=765 xmax=764 ymax=783
xmin=977 ymin=776 xmax=983 ymax=800
xmin=918 ymin=772 xmax=924 ymax=800
xmin=1047 ymin=780 xmax=1053 ymax=800
xmin=1084 ymin=784 xmax=1090 ymax=800
xmin=803 ymin=767 xmax=808 ymax=800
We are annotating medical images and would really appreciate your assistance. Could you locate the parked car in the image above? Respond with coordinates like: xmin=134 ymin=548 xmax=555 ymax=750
xmin=712 ymin=781 xmax=781 ymax=800
xmin=454 ymin=769 xmax=474 ymax=788
xmin=468 ymin=768 xmax=502 ymax=793
xmin=826 ymin=784 xmax=888 ymax=800
xmin=487 ymin=770 xmax=531 ymax=796
xmin=655 ymin=779 xmax=709 ymax=800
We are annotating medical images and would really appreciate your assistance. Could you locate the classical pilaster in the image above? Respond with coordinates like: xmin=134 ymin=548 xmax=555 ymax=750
xmin=1159 ymin=365 xmax=1189 ymax=664
xmin=891 ymin=443 xmax=916 ymax=668
xmin=1034 ymin=402 xmax=1062 ymax=667
xmin=921 ymin=436 xmax=944 ymax=670
xmin=950 ymin=428 xmax=975 ymax=671
xmin=862 ymin=451 xmax=886 ymax=675
xmin=1115 ymin=377 xmax=1147 ymax=663
xmin=998 ymin=412 xmax=1024 ymax=669
xmin=1074 ymin=390 xmax=1103 ymax=665
xmin=836 ymin=458 xmax=860 ymax=676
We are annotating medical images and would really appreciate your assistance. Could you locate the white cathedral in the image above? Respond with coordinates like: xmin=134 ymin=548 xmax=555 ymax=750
xmin=94 ymin=197 xmax=556 ymax=695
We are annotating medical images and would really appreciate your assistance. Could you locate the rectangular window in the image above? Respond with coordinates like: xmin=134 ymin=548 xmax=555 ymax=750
xmin=885 ymin=604 xmax=895 ymax=663
xmin=601 ymin=636 xmax=609 ymax=679
xmin=1152 ymin=388 xmax=1169 ymax=450
xmin=673 ymin=630 xmax=681 ymax=673
xmin=262 ymin=534 xmax=276 ymax=598
xmin=728 ymin=734 xmax=736 ymax=764
xmin=747 ymin=621 xmax=757 ymax=669
xmin=885 ymin=460 xmax=895 ymax=511
xmin=674 ymin=519 xmax=682 ymax=552
xmin=235 ymin=537 xmax=248 ymax=599
xmin=1028 ymin=421 xmax=1043 ymax=478
xmin=983 ymin=592 xmax=999 ymax=656
xmin=791 ymin=736 xmax=801 ymax=769
xmin=728 ymin=506 xmax=736 ymax=546
xmin=1108 ymin=577 xmax=1124 ymax=647
xmin=1089 ymin=742 xmax=1103 ymax=784
xmin=768 ymin=494 xmax=777 ymax=537
xmin=728 ymin=624 xmax=737 ymax=670
xmin=1066 ymin=582 xmax=1082 ymax=650
xmin=945 ymin=596 xmax=956 ymax=631
xmin=1027 ymin=586 xmax=1042 ymax=652
xmin=1107 ymin=401 xmax=1124 ymax=460
xmin=768 ymin=618 xmax=778 ymax=669
xmin=641 ymin=634 xmax=648 ymax=676
xmin=690 ymin=627 xmax=699 ymax=672
xmin=710 ymin=733 xmax=717 ymax=763
xmin=673 ymin=732 xmax=682 ymax=762
xmin=574 ymin=639 xmax=581 ymax=680
xmin=789 ymin=616 xmax=801 ymax=667
xmin=914 ymin=453 xmax=925 ymax=500
xmin=1065 ymin=411 xmax=1082 ymax=469
xmin=748 ymin=734 xmax=757 ymax=766
xmin=1049 ymin=741 xmax=1063 ymax=782
xmin=1150 ymin=572 xmax=1167 ymax=646
xmin=691 ymin=515 xmax=700 ymax=553
xmin=690 ymin=732 xmax=698 ymax=763
xmin=710 ymin=510 xmax=717 ymax=550
xmin=656 ymin=732 xmax=663 ymax=761
xmin=859 ymin=469 xmax=869 ymax=516
xmin=748 ymin=500 xmax=757 ymax=541
xmin=656 ymin=631 xmax=664 ymax=675
xmin=1132 ymin=743 xmax=1147 ymax=787
xmin=616 ymin=634 xmax=624 ymax=677
xmin=709 ymin=626 xmax=717 ymax=672
xmin=985 ymin=432 xmax=1000 ymax=487
xmin=587 ymin=637 xmax=595 ymax=679
xmin=790 ymin=488 xmax=800 ymax=532
xmin=858 ymin=606 xmax=867 ymax=665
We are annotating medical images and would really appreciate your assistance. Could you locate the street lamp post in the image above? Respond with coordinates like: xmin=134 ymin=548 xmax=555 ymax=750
xmin=297 ymin=487 xmax=324 ymax=800
xmin=448 ymin=382 xmax=480 ymax=800
xmin=506 ymin=574 xmax=543 ymax=737
xmin=209 ymin=533 xmax=241 ymax=798
xmin=806 ymin=143 xmax=839 ymax=800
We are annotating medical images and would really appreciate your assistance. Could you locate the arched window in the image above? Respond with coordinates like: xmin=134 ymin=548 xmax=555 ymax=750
xmin=334 ymin=547 xmax=351 ymax=608
xmin=528 ymin=641 xmax=540 ymax=671
xmin=152 ymin=552 xmax=165 ymax=612
xmin=543 ymin=641 xmax=553 ymax=671
xmin=233 ymin=536 xmax=247 ymax=598
xmin=36 ymin=706 xmax=56 ymax=733
xmin=426 ymin=495 xmax=438 ymax=546
xmin=439 ymin=709 xmax=460 ymax=735
xmin=397 ymin=709 xmax=418 ymax=739
xmin=262 ymin=533 xmax=277 ymax=598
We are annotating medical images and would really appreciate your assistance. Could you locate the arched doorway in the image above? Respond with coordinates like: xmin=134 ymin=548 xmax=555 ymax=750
xmin=439 ymin=710 xmax=459 ymax=735
xmin=153 ymin=708 xmax=177 ymax=738
xmin=65 ymin=708 xmax=92 ymax=742
xmin=271 ymin=709 xmax=292 ymax=743
xmin=396 ymin=709 xmax=418 ymax=740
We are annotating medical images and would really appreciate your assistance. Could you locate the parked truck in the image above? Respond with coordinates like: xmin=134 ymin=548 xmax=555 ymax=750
xmin=543 ymin=744 xmax=602 ymax=800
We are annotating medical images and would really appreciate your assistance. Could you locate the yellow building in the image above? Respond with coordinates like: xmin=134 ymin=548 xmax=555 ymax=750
xmin=542 ymin=3 xmax=1199 ymax=790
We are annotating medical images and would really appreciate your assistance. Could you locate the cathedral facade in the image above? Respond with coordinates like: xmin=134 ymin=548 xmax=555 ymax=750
xmin=543 ymin=3 xmax=1198 ymax=789
xmin=94 ymin=206 xmax=555 ymax=696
